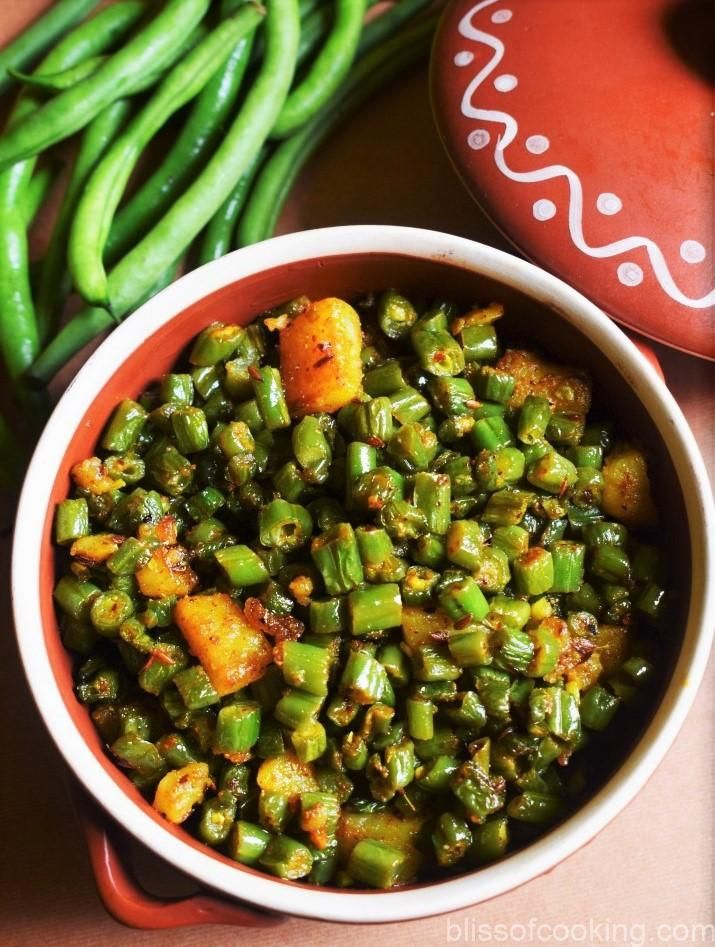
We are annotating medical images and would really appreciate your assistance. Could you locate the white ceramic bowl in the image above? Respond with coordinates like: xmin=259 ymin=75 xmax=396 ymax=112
xmin=12 ymin=226 xmax=714 ymax=923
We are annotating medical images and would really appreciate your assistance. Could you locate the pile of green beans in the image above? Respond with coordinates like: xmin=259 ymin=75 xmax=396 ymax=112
xmin=53 ymin=292 xmax=669 ymax=888
xmin=0 ymin=0 xmax=435 ymax=459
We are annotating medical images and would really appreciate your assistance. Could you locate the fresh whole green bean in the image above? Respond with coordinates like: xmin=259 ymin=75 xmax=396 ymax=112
xmin=29 ymin=2 xmax=427 ymax=377
xmin=0 ymin=0 xmax=212 ymax=172
xmin=272 ymin=0 xmax=368 ymax=137
xmin=106 ymin=0 xmax=258 ymax=267
xmin=21 ymin=161 xmax=61 ymax=229
xmin=69 ymin=8 xmax=265 ymax=309
xmin=0 ymin=2 xmax=146 ymax=381
xmin=10 ymin=54 xmax=107 ymax=91
xmin=0 ymin=0 xmax=102 ymax=95
xmin=36 ymin=98 xmax=133 ymax=341
xmin=237 ymin=14 xmax=436 ymax=246
xmin=198 ymin=147 xmax=268 ymax=265
xmin=102 ymin=0 xmax=300 ymax=321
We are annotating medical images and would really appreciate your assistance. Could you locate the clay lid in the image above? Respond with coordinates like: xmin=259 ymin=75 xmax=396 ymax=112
xmin=430 ymin=0 xmax=714 ymax=358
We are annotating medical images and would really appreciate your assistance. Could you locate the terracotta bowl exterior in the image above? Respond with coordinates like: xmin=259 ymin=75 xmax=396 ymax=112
xmin=12 ymin=226 xmax=714 ymax=923
xmin=430 ymin=0 xmax=715 ymax=358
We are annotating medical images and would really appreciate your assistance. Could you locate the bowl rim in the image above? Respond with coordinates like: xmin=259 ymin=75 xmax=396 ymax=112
xmin=12 ymin=225 xmax=715 ymax=923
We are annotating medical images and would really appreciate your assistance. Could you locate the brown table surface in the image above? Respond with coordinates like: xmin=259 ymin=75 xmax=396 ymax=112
xmin=1 ymin=4 xmax=713 ymax=946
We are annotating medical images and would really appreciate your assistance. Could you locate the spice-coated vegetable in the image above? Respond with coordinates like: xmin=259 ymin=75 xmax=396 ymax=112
xmin=54 ymin=290 xmax=667 ymax=890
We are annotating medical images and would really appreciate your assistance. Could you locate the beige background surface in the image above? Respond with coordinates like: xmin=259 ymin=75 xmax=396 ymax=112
xmin=1 ymin=3 xmax=713 ymax=945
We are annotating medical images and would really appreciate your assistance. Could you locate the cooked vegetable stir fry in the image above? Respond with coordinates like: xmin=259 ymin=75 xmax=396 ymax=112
xmin=54 ymin=292 xmax=668 ymax=888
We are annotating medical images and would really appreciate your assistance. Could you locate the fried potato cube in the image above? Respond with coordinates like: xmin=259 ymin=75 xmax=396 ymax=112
xmin=153 ymin=762 xmax=213 ymax=824
xmin=496 ymin=349 xmax=592 ymax=414
xmin=336 ymin=811 xmax=425 ymax=864
xmin=256 ymin=753 xmax=319 ymax=801
xmin=602 ymin=444 xmax=657 ymax=527
xmin=567 ymin=654 xmax=603 ymax=692
xmin=136 ymin=546 xmax=198 ymax=599
xmin=138 ymin=515 xmax=179 ymax=545
xmin=70 ymin=533 xmax=123 ymax=564
xmin=71 ymin=456 xmax=125 ymax=494
xmin=174 ymin=592 xmax=272 ymax=696
xmin=280 ymin=297 xmax=363 ymax=416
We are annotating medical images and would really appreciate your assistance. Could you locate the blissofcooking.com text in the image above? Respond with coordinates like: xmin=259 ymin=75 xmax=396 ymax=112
xmin=444 ymin=917 xmax=714 ymax=946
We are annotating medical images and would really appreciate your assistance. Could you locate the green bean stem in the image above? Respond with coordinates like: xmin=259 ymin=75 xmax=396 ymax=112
xmin=30 ymin=262 xmax=180 ymax=385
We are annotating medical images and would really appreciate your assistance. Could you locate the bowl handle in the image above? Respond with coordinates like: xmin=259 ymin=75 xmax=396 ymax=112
xmin=72 ymin=784 xmax=284 ymax=930
xmin=627 ymin=335 xmax=665 ymax=382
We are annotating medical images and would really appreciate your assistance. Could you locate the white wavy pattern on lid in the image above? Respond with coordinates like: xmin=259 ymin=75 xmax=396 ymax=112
xmin=457 ymin=0 xmax=715 ymax=309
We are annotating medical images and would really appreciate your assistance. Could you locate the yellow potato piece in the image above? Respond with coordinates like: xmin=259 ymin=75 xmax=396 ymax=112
xmin=137 ymin=515 xmax=179 ymax=545
xmin=153 ymin=762 xmax=213 ymax=824
xmin=567 ymin=653 xmax=603 ymax=692
xmin=496 ymin=349 xmax=592 ymax=414
xmin=602 ymin=444 xmax=657 ymax=527
xmin=71 ymin=456 xmax=124 ymax=494
xmin=136 ymin=546 xmax=198 ymax=599
xmin=279 ymin=297 xmax=363 ymax=416
xmin=174 ymin=592 xmax=272 ymax=696
xmin=70 ymin=533 xmax=123 ymax=563
xmin=336 ymin=811 xmax=425 ymax=863
xmin=256 ymin=753 xmax=319 ymax=801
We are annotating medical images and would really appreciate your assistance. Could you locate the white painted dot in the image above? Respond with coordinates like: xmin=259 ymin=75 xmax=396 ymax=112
xmin=617 ymin=262 xmax=644 ymax=286
xmin=680 ymin=239 xmax=706 ymax=264
xmin=454 ymin=50 xmax=474 ymax=67
xmin=597 ymin=192 xmax=622 ymax=215
xmin=533 ymin=199 xmax=556 ymax=221
xmin=525 ymin=134 xmax=550 ymax=155
xmin=467 ymin=129 xmax=491 ymax=150
xmin=494 ymin=73 xmax=518 ymax=92
xmin=491 ymin=8 xmax=513 ymax=23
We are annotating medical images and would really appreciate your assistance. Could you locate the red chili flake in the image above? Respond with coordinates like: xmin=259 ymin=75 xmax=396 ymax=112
xmin=559 ymin=478 xmax=570 ymax=497
xmin=454 ymin=615 xmax=473 ymax=630
xmin=366 ymin=436 xmax=385 ymax=448
xmin=142 ymin=649 xmax=174 ymax=671
xmin=248 ymin=364 xmax=262 ymax=381
xmin=433 ymin=351 xmax=446 ymax=363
